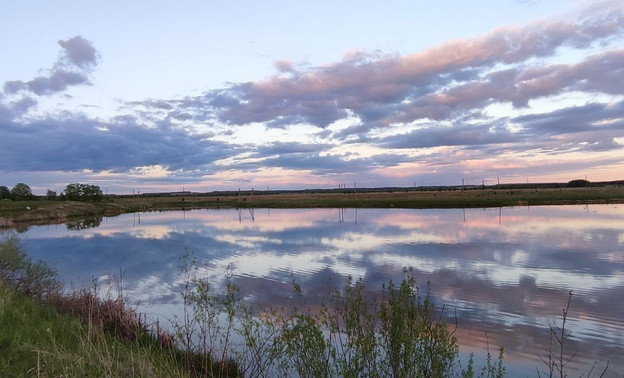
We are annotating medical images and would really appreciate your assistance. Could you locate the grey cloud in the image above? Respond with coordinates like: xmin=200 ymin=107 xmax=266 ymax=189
xmin=513 ymin=100 xmax=624 ymax=136
xmin=332 ymin=123 xmax=380 ymax=142
xmin=230 ymin=151 xmax=412 ymax=175
xmin=57 ymin=36 xmax=99 ymax=69
xmin=467 ymin=49 xmax=624 ymax=108
xmin=490 ymin=3 xmax=623 ymax=62
xmin=207 ymin=93 xmax=240 ymax=109
xmin=569 ymin=49 xmax=624 ymax=94
xmin=129 ymin=99 xmax=176 ymax=110
xmin=254 ymin=141 xmax=334 ymax=156
xmin=2 ymin=36 xmax=98 ymax=97
xmin=374 ymin=99 xmax=624 ymax=159
xmin=11 ymin=97 xmax=38 ymax=115
xmin=378 ymin=121 xmax=517 ymax=149
xmin=0 ymin=114 xmax=236 ymax=173
xmin=0 ymin=97 xmax=38 ymax=123
xmin=26 ymin=70 xmax=89 ymax=95
xmin=274 ymin=59 xmax=295 ymax=73
xmin=168 ymin=111 xmax=193 ymax=121
xmin=213 ymin=81 xmax=348 ymax=128
xmin=3 ymin=81 xmax=28 ymax=94
xmin=0 ymin=104 xmax=13 ymax=124
xmin=385 ymin=48 xmax=624 ymax=128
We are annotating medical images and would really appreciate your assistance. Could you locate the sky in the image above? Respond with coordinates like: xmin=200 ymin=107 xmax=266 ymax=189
xmin=1 ymin=0 xmax=623 ymax=194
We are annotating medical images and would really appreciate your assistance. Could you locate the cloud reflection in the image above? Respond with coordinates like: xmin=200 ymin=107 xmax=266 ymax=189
xmin=19 ymin=205 xmax=624 ymax=373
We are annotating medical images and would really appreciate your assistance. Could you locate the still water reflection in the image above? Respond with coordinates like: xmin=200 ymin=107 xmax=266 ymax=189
xmin=16 ymin=205 xmax=624 ymax=375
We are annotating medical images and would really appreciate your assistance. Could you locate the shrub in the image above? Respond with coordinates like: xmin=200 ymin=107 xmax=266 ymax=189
xmin=175 ymin=257 xmax=505 ymax=377
xmin=0 ymin=234 xmax=61 ymax=298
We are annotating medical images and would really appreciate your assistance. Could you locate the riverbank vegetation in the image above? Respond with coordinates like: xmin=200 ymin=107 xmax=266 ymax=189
xmin=2 ymin=181 xmax=623 ymax=229
xmin=0 ymin=235 xmax=187 ymax=377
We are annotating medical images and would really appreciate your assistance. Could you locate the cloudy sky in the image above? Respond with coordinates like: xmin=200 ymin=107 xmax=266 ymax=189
xmin=1 ymin=0 xmax=623 ymax=194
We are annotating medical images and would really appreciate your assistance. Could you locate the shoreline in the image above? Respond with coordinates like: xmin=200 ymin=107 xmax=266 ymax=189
xmin=2 ymin=186 xmax=623 ymax=229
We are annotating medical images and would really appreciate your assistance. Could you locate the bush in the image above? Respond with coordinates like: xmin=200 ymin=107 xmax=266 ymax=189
xmin=175 ymin=258 xmax=505 ymax=377
xmin=0 ymin=234 xmax=61 ymax=298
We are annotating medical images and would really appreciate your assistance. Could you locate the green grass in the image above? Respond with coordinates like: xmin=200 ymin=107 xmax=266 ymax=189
xmin=0 ymin=235 xmax=238 ymax=377
xmin=0 ymin=281 xmax=188 ymax=377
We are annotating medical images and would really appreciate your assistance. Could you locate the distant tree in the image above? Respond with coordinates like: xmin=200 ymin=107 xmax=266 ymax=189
xmin=0 ymin=185 xmax=10 ymax=200
xmin=82 ymin=184 xmax=103 ymax=201
xmin=567 ymin=179 xmax=591 ymax=188
xmin=64 ymin=183 xmax=82 ymax=201
xmin=63 ymin=183 xmax=103 ymax=201
xmin=46 ymin=190 xmax=57 ymax=200
xmin=10 ymin=183 xmax=34 ymax=200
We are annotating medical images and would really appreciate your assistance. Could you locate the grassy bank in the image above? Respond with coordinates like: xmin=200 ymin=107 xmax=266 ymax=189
xmin=0 ymin=235 xmax=238 ymax=377
xmin=0 ymin=281 xmax=189 ymax=377
xmin=2 ymin=185 xmax=623 ymax=229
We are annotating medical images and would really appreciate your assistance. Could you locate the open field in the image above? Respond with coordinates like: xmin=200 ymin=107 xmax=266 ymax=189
xmin=1 ymin=185 xmax=623 ymax=228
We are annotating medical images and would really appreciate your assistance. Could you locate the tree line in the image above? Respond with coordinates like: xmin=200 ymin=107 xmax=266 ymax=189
xmin=0 ymin=183 xmax=103 ymax=202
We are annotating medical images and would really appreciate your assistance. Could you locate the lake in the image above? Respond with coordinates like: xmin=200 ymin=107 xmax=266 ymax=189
xmin=12 ymin=204 xmax=624 ymax=375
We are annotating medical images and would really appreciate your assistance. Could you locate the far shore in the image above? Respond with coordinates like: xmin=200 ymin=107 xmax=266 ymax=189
xmin=1 ymin=184 xmax=623 ymax=229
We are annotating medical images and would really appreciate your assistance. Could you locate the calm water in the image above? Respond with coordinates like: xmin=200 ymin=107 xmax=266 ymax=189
xmin=12 ymin=205 xmax=624 ymax=375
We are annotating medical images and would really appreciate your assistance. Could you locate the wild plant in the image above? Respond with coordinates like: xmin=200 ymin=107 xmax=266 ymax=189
xmin=233 ymin=304 xmax=284 ymax=377
xmin=0 ymin=233 xmax=61 ymax=298
xmin=281 ymin=308 xmax=333 ymax=376
xmin=378 ymin=267 xmax=459 ymax=377
xmin=461 ymin=335 xmax=505 ymax=378
xmin=274 ymin=269 xmax=495 ymax=377
xmin=537 ymin=291 xmax=609 ymax=378
xmin=325 ymin=275 xmax=379 ymax=377
xmin=172 ymin=252 xmax=239 ymax=377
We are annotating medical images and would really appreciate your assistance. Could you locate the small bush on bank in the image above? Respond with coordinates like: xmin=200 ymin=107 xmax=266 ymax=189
xmin=0 ymin=234 xmax=61 ymax=298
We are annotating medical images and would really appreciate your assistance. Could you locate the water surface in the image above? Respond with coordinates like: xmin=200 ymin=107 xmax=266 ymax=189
xmin=15 ymin=205 xmax=624 ymax=375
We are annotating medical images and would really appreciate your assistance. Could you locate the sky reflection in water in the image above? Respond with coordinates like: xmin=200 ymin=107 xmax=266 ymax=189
xmin=18 ymin=205 xmax=624 ymax=374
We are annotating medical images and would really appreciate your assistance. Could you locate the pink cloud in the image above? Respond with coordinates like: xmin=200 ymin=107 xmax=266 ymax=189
xmin=214 ymin=1 xmax=623 ymax=129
